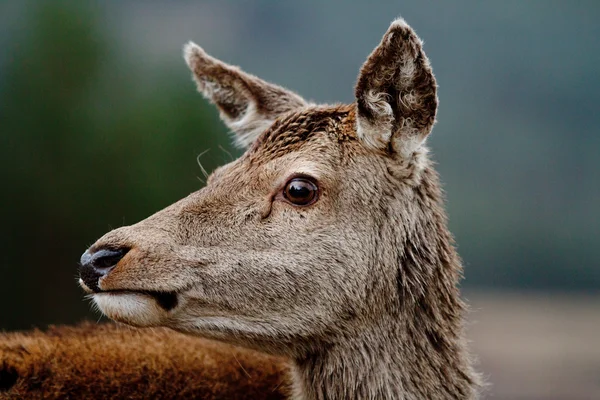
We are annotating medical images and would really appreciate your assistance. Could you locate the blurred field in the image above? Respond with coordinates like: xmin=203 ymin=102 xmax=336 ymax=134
xmin=467 ymin=292 xmax=600 ymax=400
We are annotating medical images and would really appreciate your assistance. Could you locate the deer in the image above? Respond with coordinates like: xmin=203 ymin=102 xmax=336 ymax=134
xmin=0 ymin=19 xmax=481 ymax=399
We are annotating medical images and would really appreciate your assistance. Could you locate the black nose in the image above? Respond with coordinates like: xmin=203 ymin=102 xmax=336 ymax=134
xmin=79 ymin=247 xmax=128 ymax=292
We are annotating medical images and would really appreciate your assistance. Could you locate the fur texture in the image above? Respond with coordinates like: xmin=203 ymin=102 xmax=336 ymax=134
xmin=4 ymin=18 xmax=481 ymax=399
xmin=0 ymin=323 xmax=290 ymax=399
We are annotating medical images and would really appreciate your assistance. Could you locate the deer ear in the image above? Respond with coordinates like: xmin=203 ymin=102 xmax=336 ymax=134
xmin=184 ymin=43 xmax=307 ymax=148
xmin=355 ymin=19 xmax=438 ymax=157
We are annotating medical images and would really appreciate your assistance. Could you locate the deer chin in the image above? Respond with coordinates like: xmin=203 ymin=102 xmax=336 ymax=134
xmin=92 ymin=290 xmax=178 ymax=327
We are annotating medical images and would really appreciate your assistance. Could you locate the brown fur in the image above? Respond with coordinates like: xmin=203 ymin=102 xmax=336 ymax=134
xmin=248 ymin=105 xmax=356 ymax=163
xmin=0 ymin=323 xmax=290 ymax=399
xmin=4 ymin=18 xmax=481 ymax=399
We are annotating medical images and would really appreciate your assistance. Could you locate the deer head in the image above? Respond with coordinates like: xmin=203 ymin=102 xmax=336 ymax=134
xmin=79 ymin=19 xmax=478 ymax=399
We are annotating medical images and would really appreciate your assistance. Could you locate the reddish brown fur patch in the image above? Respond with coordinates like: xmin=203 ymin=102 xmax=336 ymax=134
xmin=0 ymin=323 xmax=290 ymax=400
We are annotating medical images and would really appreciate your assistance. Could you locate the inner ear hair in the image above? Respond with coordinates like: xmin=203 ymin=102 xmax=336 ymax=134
xmin=184 ymin=43 xmax=307 ymax=149
xmin=355 ymin=18 xmax=438 ymax=157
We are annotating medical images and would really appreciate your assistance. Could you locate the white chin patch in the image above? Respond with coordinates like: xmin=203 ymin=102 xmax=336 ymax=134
xmin=93 ymin=292 xmax=165 ymax=327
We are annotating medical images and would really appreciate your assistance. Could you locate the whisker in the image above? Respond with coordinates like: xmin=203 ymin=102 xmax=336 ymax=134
xmin=196 ymin=149 xmax=211 ymax=180
xmin=218 ymin=145 xmax=234 ymax=162
xmin=231 ymin=351 xmax=252 ymax=379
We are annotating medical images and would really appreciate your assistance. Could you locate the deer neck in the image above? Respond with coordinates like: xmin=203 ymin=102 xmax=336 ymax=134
xmin=290 ymin=281 xmax=478 ymax=400
xmin=291 ymin=318 xmax=476 ymax=400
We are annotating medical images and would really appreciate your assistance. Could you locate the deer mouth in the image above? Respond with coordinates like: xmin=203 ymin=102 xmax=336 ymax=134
xmin=96 ymin=290 xmax=179 ymax=311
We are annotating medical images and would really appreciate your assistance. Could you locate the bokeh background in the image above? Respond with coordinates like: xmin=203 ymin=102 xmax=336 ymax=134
xmin=1 ymin=1 xmax=598 ymax=398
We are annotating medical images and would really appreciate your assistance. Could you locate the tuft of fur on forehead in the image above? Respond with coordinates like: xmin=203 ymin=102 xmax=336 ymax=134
xmin=247 ymin=105 xmax=358 ymax=163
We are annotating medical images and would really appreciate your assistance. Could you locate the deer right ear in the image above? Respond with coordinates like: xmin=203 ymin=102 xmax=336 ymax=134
xmin=184 ymin=43 xmax=307 ymax=149
xmin=355 ymin=19 xmax=438 ymax=158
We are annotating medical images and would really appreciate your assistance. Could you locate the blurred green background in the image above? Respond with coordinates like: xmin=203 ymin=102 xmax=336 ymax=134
xmin=1 ymin=1 xmax=598 ymax=333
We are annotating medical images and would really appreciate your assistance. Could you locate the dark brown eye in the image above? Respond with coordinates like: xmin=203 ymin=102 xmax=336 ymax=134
xmin=283 ymin=178 xmax=318 ymax=206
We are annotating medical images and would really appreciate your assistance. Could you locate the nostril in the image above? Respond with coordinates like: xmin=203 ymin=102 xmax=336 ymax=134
xmin=79 ymin=247 xmax=129 ymax=292
xmin=90 ymin=248 xmax=128 ymax=270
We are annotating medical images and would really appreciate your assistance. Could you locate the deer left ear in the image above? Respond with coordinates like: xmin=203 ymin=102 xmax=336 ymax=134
xmin=355 ymin=19 xmax=438 ymax=157
xmin=184 ymin=43 xmax=307 ymax=149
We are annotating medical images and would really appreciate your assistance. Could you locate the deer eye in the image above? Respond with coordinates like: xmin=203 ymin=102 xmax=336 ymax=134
xmin=283 ymin=177 xmax=318 ymax=206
